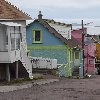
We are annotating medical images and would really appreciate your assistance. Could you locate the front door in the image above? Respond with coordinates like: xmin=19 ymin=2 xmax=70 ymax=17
xmin=10 ymin=26 xmax=21 ymax=61
xmin=74 ymin=51 xmax=80 ymax=66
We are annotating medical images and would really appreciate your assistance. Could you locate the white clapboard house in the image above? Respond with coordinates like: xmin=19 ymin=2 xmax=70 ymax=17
xmin=0 ymin=0 xmax=33 ymax=81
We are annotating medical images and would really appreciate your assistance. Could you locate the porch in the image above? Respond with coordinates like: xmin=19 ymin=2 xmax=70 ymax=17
xmin=0 ymin=22 xmax=22 ymax=63
xmin=0 ymin=22 xmax=33 ymax=81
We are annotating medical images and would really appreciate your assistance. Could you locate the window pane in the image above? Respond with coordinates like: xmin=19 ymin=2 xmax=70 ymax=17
xmin=35 ymin=31 xmax=40 ymax=41
xmin=11 ymin=38 xmax=15 ymax=50
xmin=5 ymin=29 xmax=8 ymax=45
xmin=15 ymin=26 xmax=20 ymax=33
xmin=10 ymin=27 xmax=14 ymax=33
xmin=15 ymin=33 xmax=20 ymax=38
xmin=6 ymin=34 xmax=8 ymax=45
xmin=16 ymin=34 xmax=20 ymax=50
xmin=75 ymin=51 xmax=79 ymax=59
xmin=16 ymin=38 xmax=20 ymax=50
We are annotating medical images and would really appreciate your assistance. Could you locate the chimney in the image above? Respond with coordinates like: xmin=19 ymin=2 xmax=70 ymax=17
xmin=38 ymin=11 xmax=43 ymax=22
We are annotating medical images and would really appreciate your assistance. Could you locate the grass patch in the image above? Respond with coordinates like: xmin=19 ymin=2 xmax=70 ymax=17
xmin=1 ymin=76 xmax=43 ymax=85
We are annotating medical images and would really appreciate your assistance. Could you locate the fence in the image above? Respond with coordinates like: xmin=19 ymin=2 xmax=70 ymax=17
xmin=29 ymin=57 xmax=57 ymax=69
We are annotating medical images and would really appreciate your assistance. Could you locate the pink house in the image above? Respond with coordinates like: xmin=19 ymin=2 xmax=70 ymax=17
xmin=71 ymin=29 xmax=96 ymax=75
xmin=71 ymin=29 xmax=82 ymax=43
xmin=84 ymin=37 xmax=96 ymax=74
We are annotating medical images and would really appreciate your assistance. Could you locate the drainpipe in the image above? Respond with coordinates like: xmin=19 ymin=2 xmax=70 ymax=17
xmin=82 ymin=20 xmax=84 ymax=76
xmin=87 ymin=45 xmax=88 ymax=73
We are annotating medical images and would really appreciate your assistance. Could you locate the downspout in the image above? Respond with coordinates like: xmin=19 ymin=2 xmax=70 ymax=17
xmin=87 ymin=45 xmax=88 ymax=73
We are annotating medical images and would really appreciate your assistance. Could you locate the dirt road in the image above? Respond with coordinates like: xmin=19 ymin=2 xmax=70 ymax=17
xmin=0 ymin=76 xmax=100 ymax=100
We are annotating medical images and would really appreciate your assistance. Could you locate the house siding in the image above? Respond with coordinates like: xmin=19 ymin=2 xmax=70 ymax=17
xmin=29 ymin=49 xmax=67 ymax=64
xmin=71 ymin=29 xmax=82 ymax=42
xmin=84 ymin=43 xmax=96 ymax=74
xmin=27 ymin=21 xmax=64 ymax=46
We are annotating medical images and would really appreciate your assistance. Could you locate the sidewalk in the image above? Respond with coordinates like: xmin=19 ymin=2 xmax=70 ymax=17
xmin=0 ymin=79 xmax=59 ymax=92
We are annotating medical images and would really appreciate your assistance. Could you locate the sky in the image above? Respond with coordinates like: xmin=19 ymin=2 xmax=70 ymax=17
xmin=7 ymin=0 xmax=100 ymax=34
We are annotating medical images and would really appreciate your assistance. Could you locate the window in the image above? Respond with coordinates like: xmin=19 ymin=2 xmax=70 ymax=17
xmin=16 ymin=35 xmax=20 ymax=50
xmin=4 ymin=27 xmax=8 ymax=45
xmin=11 ymin=33 xmax=15 ymax=51
xmin=89 ymin=60 xmax=94 ymax=64
xmin=33 ymin=30 xmax=42 ymax=43
xmin=75 ymin=51 xmax=80 ymax=59
xmin=10 ymin=26 xmax=21 ymax=51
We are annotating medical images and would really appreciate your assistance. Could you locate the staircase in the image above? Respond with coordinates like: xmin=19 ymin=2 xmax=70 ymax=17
xmin=72 ymin=67 xmax=79 ymax=77
xmin=20 ymin=43 xmax=33 ymax=79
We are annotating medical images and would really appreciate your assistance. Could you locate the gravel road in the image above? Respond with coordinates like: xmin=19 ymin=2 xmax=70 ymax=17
xmin=0 ymin=75 xmax=100 ymax=100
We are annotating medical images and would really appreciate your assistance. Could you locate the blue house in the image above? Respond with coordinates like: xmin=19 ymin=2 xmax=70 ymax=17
xmin=26 ymin=11 xmax=83 ymax=77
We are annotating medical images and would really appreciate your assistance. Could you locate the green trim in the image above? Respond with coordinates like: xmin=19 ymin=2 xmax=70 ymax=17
xmin=27 ymin=45 xmax=68 ymax=50
xmin=70 ymin=49 xmax=73 ymax=61
xmin=32 ymin=29 xmax=42 ymax=44
xmin=65 ymin=64 xmax=69 ymax=77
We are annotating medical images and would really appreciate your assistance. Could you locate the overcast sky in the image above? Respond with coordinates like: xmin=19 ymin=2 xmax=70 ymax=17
xmin=7 ymin=0 xmax=100 ymax=34
xmin=7 ymin=0 xmax=100 ymax=19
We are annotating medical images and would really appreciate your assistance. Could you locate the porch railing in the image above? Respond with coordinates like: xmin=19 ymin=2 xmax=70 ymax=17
xmin=20 ymin=42 xmax=33 ymax=79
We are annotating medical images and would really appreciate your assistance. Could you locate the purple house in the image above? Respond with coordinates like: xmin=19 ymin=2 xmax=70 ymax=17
xmin=71 ymin=29 xmax=96 ymax=75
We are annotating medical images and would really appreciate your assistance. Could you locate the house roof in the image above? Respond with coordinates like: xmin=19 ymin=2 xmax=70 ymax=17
xmin=44 ymin=19 xmax=72 ymax=39
xmin=27 ymin=19 xmax=81 ymax=48
xmin=0 ymin=0 xmax=32 ymax=20
xmin=0 ymin=22 xmax=22 ymax=26
xmin=84 ymin=37 xmax=94 ymax=45
xmin=91 ymin=35 xmax=100 ymax=43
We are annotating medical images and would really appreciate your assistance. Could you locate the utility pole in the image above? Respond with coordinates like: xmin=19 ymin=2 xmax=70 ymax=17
xmin=82 ymin=20 xmax=84 ymax=76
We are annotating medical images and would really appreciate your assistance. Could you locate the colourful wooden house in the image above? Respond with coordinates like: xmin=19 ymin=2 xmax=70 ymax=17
xmin=95 ymin=43 xmax=100 ymax=65
xmin=72 ymin=29 xmax=96 ymax=75
xmin=0 ymin=0 xmax=33 ymax=81
xmin=95 ymin=43 xmax=100 ymax=74
xmin=92 ymin=35 xmax=100 ymax=74
xmin=26 ymin=12 xmax=83 ymax=77
xmin=84 ymin=36 xmax=96 ymax=74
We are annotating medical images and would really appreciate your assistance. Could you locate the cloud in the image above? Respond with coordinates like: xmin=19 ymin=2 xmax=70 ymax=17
xmin=7 ymin=0 xmax=100 ymax=9
xmin=6 ymin=0 xmax=100 ymax=34
xmin=6 ymin=0 xmax=100 ymax=19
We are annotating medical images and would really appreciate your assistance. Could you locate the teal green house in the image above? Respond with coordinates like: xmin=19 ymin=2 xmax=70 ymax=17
xmin=26 ymin=12 xmax=83 ymax=77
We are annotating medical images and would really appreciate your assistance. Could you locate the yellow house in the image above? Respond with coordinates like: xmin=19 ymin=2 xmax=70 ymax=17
xmin=92 ymin=35 xmax=100 ymax=71
xmin=96 ymin=44 xmax=100 ymax=62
